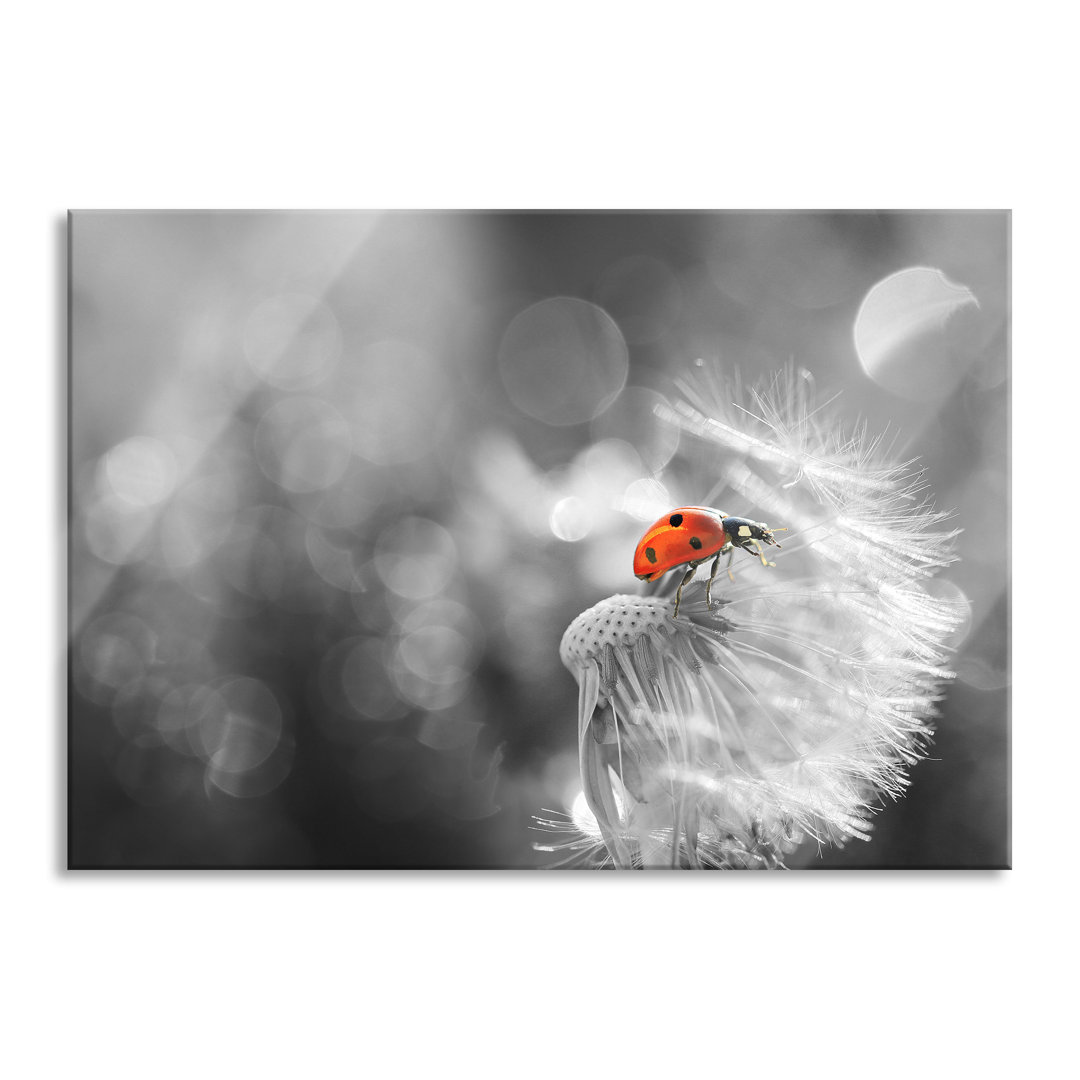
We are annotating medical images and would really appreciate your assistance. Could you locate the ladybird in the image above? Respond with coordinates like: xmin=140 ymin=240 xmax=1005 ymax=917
xmin=633 ymin=506 xmax=784 ymax=617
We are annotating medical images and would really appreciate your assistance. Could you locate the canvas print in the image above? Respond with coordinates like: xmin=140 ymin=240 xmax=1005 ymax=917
xmin=68 ymin=210 xmax=1009 ymax=869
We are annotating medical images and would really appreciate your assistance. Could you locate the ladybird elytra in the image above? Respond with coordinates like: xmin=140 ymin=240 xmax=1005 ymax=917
xmin=632 ymin=506 xmax=730 ymax=582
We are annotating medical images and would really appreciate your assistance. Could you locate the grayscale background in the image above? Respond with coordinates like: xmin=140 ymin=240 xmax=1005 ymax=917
xmin=68 ymin=210 xmax=1008 ymax=868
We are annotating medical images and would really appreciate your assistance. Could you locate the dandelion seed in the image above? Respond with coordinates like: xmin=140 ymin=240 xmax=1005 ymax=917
xmin=538 ymin=366 xmax=961 ymax=869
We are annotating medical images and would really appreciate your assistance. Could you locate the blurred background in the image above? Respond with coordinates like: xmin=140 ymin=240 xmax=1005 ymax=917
xmin=68 ymin=211 xmax=1008 ymax=869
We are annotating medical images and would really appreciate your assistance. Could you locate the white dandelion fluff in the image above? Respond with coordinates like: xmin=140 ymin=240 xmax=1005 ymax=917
xmin=537 ymin=365 xmax=961 ymax=869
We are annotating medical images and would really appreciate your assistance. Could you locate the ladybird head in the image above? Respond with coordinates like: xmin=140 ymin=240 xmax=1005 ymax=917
xmin=722 ymin=516 xmax=781 ymax=548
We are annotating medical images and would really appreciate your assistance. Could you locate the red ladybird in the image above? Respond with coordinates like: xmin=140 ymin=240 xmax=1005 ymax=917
xmin=633 ymin=506 xmax=783 ymax=617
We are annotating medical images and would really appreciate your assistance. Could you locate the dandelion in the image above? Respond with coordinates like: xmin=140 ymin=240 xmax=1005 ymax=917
xmin=536 ymin=365 xmax=961 ymax=869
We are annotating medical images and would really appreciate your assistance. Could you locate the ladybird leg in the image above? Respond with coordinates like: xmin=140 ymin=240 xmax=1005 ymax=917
xmin=726 ymin=549 xmax=736 ymax=583
xmin=752 ymin=539 xmax=778 ymax=568
xmin=705 ymin=553 xmax=721 ymax=607
xmin=672 ymin=565 xmax=698 ymax=619
xmin=735 ymin=541 xmax=765 ymax=565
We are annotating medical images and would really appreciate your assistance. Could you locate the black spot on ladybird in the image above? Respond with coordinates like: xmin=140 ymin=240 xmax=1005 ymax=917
xmin=689 ymin=536 xmax=703 ymax=550
xmin=669 ymin=513 xmax=683 ymax=527
xmin=645 ymin=547 xmax=658 ymax=564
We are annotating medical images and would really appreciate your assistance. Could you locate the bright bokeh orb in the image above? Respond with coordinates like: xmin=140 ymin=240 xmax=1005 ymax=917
xmin=854 ymin=266 xmax=981 ymax=400
xmin=498 ymin=297 xmax=629 ymax=426
xmin=102 ymin=435 xmax=179 ymax=508
xmin=549 ymin=496 xmax=594 ymax=542
xmin=197 ymin=677 xmax=284 ymax=775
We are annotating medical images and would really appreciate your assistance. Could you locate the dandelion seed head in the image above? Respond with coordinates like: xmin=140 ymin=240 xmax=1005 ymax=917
xmin=559 ymin=595 xmax=673 ymax=666
xmin=539 ymin=364 xmax=961 ymax=869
